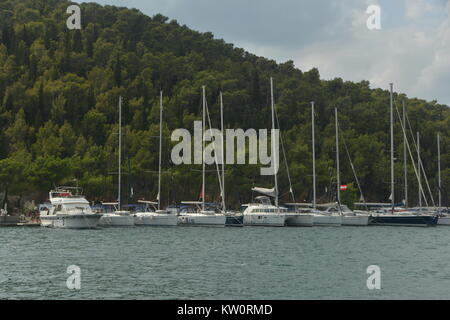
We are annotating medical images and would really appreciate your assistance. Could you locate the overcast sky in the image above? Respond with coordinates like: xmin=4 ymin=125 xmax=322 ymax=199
xmin=78 ymin=0 xmax=450 ymax=106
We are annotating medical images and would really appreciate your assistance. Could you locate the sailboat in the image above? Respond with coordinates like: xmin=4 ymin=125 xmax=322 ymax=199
xmin=134 ymin=92 xmax=178 ymax=226
xmin=178 ymin=86 xmax=226 ymax=227
xmin=275 ymin=94 xmax=313 ymax=226
xmin=369 ymin=84 xmax=437 ymax=227
xmin=98 ymin=96 xmax=135 ymax=227
xmin=242 ymin=77 xmax=286 ymax=227
xmin=217 ymin=92 xmax=243 ymax=226
xmin=334 ymin=108 xmax=369 ymax=226
xmin=309 ymin=102 xmax=341 ymax=226
xmin=436 ymin=133 xmax=450 ymax=225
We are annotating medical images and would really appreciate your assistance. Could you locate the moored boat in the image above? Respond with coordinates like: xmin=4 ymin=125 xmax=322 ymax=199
xmin=39 ymin=187 xmax=102 ymax=229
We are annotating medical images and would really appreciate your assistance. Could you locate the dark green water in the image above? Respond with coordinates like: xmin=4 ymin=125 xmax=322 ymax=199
xmin=1 ymin=226 xmax=450 ymax=299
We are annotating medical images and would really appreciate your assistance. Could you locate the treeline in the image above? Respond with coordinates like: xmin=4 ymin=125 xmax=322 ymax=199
xmin=0 ymin=0 xmax=448 ymax=210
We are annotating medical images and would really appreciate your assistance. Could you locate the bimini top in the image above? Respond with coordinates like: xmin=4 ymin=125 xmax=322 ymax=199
xmin=49 ymin=187 xmax=89 ymax=205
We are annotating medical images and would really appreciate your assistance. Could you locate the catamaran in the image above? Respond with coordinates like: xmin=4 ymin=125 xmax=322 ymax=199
xmin=242 ymin=194 xmax=286 ymax=227
xmin=134 ymin=91 xmax=177 ymax=226
xmin=98 ymin=96 xmax=134 ymax=227
xmin=39 ymin=187 xmax=102 ymax=229
xmin=243 ymin=78 xmax=286 ymax=227
xmin=178 ymin=86 xmax=226 ymax=227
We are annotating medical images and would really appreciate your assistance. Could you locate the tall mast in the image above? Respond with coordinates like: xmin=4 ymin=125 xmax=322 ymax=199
xmin=158 ymin=91 xmax=163 ymax=210
xmin=403 ymin=101 xmax=408 ymax=208
xmin=438 ymin=133 xmax=442 ymax=212
xmin=311 ymin=101 xmax=316 ymax=209
xmin=202 ymin=85 xmax=206 ymax=211
xmin=417 ymin=132 xmax=422 ymax=208
xmin=118 ymin=96 xmax=122 ymax=211
xmin=335 ymin=107 xmax=341 ymax=214
xmin=270 ymin=77 xmax=278 ymax=208
xmin=220 ymin=92 xmax=226 ymax=213
xmin=389 ymin=83 xmax=394 ymax=213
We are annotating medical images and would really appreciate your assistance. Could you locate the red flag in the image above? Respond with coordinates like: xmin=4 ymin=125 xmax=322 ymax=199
xmin=340 ymin=185 xmax=347 ymax=191
xmin=199 ymin=188 xmax=204 ymax=200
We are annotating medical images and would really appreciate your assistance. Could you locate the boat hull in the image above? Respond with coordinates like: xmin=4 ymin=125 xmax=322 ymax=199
xmin=40 ymin=214 xmax=102 ymax=229
xmin=178 ymin=214 xmax=226 ymax=227
xmin=134 ymin=213 xmax=178 ymax=226
xmin=243 ymin=214 xmax=285 ymax=227
xmin=98 ymin=214 xmax=135 ymax=227
xmin=438 ymin=216 xmax=450 ymax=225
xmin=225 ymin=214 xmax=244 ymax=227
xmin=313 ymin=214 xmax=342 ymax=226
xmin=285 ymin=213 xmax=314 ymax=227
xmin=342 ymin=215 xmax=370 ymax=226
xmin=370 ymin=215 xmax=438 ymax=227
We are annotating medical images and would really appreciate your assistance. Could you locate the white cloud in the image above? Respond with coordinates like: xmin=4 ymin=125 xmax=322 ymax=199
xmin=85 ymin=0 xmax=450 ymax=105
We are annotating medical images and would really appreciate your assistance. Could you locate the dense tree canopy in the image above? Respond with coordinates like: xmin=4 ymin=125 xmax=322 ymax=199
xmin=0 ymin=0 xmax=448 ymax=210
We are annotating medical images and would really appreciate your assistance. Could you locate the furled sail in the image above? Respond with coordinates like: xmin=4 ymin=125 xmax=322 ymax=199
xmin=252 ymin=187 xmax=275 ymax=197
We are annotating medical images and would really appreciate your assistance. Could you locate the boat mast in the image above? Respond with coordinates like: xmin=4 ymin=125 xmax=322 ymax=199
xmin=311 ymin=101 xmax=316 ymax=209
xmin=220 ymin=92 xmax=226 ymax=213
xmin=417 ymin=132 xmax=422 ymax=208
xmin=389 ymin=83 xmax=394 ymax=213
xmin=158 ymin=91 xmax=163 ymax=210
xmin=403 ymin=101 xmax=408 ymax=208
xmin=270 ymin=77 xmax=279 ymax=209
xmin=438 ymin=133 xmax=441 ymax=212
xmin=118 ymin=96 xmax=122 ymax=211
xmin=335 ymin=107 xmax=341 ymax=214
xmin=202 ymin=85 xmax=206 ymax=212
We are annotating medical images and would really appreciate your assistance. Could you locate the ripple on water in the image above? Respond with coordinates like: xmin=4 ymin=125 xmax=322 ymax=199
xmin=1 ymin=226 xmax=450 ymax=299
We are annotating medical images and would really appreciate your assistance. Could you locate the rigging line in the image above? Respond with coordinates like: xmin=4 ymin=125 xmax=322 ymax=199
xmin=401 ymin=101 xmax=434 ymax=206
xmin=336 ymin=118 xmax=367 ymax=208
xmin=274 ymin=101 xmax=295 ymax=203
xmin=394 ymin=99 xmax=435 ymax=207
xmin=392 ymin=99 xmax=430 ymax=207
xmin=205 ymin=97 xmax=224 ymax=202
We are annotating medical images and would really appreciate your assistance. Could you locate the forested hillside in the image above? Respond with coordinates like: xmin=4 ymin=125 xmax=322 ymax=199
xmin=0 ymin=0 xmax=448 ymax=210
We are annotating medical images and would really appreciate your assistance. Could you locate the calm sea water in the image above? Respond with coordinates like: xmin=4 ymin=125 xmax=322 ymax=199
xmin=1 ymin=225 xmax=450 ymax=299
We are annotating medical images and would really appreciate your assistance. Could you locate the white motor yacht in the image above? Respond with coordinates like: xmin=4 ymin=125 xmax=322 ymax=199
xmin=39 ymin=187 xmax=102 ymax=229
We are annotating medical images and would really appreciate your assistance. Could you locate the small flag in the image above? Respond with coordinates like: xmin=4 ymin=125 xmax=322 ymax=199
xmin=340 ymin=185 xmax=348 ymax=191
xmin=199 ymin=188 xmax=204 ymax=200
xmin=388 ymin=193 xmax=392 ymax=200
xmin=130 ymin=187 xmax=134 ymax=198
xmin=156 ymin=192 xmax=160 ymax=201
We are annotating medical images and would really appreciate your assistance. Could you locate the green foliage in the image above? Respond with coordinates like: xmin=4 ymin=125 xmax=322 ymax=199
xmin=0 ymin=0 xmax=448 ymax=209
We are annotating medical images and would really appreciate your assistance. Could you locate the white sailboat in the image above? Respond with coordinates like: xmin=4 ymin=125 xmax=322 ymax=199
xmin=99 ymin=96 xmax=134 ymax=227
xmin=334 ymin=108 xmax=369 ymax=226
xmin=178 ymin=86 xmax=226 ymax=227
xmin=39 ymin=187 xmax=102 ymax=229
xmin=217 ymin=92 xmax=243 ymax=226
xmin=134 ymin=91 xmax=177 ymax=226
xmin=310 ymin=102 xmax=341 ymax=226
xmin=243 ymin=77 xmax=286 ymax=227
xmin=274 ymin=93 xmax=313 ymax=226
